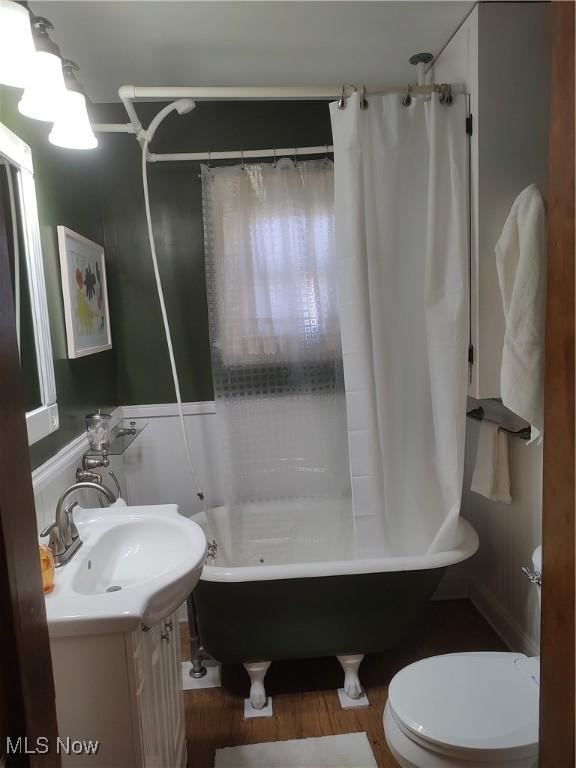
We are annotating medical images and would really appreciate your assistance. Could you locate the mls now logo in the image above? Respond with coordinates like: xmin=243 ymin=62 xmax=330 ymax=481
xmin=6 ymin=737 xmax=99 ymax=755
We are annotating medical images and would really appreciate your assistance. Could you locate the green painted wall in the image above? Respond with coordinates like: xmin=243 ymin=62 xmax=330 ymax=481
xmin=95 ymin=101 xmax=333 ymax=404
xmin=0 ymin=94 xmax=331 ymax=468
xmin=0 ymin=89 xmax=118 ymax=469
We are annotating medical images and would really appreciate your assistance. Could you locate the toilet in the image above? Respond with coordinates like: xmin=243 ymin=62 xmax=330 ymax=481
xmin=384 ymin=547 xmax=541 ymax=768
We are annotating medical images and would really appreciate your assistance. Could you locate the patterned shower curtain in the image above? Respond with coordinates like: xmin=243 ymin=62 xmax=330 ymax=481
xmin=201 ymin=159 xmax=353 ymax=561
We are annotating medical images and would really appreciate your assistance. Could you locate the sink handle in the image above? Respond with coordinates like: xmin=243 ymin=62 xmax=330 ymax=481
xmin=40 ymin=521 xmax=56 ymax=537
xmin=40 ymin=522 xmax=65 ymax=557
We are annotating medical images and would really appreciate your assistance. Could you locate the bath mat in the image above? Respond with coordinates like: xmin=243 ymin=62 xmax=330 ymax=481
xmin=214 ymin=732 xmax=377 ymax=768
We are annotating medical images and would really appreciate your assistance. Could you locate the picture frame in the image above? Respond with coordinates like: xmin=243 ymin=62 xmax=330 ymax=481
xmin=57 ymin=226 xmax=112 ymax=358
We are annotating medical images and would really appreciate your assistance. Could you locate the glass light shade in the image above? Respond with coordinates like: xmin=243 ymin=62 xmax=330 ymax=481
xmin=49 ymin=90 xmax=98 ymax=150
xmin=18 ymin=50 xmax=67 ymax=122
xmin=0 ymin=0 xmax=35 ymax=88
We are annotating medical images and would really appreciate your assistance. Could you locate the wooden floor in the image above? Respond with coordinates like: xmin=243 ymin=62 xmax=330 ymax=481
xmin=181 ymin=599 xmax=506 ymax=768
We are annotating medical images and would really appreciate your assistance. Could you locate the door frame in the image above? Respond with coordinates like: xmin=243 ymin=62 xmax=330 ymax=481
xmin=0 ymin=153 xmax=60 ymax=766
xmin=539 ymin=1 xmax=575 ymax=765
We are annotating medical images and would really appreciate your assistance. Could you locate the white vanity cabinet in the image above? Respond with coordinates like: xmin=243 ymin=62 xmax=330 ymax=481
xmin=131 ymin=617 xmax=186 ymax=768
xmin=50 ymin=613 xmax=186 ymax=768
xmin=433 ymin=2 xmax=550 ymax=399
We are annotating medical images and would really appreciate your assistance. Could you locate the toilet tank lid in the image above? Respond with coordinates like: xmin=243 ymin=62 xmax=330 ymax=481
xmin=388 ymin=652 xmax=539 ymax=757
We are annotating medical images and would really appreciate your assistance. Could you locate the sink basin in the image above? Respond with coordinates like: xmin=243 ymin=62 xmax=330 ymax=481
xmin=44 ymin=504 xmax=206 ymax=637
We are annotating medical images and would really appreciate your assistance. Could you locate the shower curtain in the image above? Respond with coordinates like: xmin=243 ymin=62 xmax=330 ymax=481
xmin=202 ymin=159 xmax=352 ymax=561
xmin=330 ymin=92 xmax=468 ymax=558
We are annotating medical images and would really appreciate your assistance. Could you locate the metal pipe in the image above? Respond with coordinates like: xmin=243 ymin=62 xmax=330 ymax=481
xmin=92 ymin=123 xmax=137 ymax=133
xmin=148 ymin=145 xmax=334 ymax=163
xmin=107 ymin=82 xmax=462 ymax=141
xmin=126 ymin=83 xmax=453 ymax=101
xmin=118 ymin=84 xmax=144 ymax=144
xmin=186 ymin=593 xmax=207 ymax=679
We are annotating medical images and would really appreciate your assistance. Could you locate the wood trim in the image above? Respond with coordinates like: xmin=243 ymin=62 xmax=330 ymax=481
xmin=0 ymin=153 xmax=60 ymax=765
xmin=121 ymin=402 xmax=216 ymax=418
xmin=539 ymin=2 xmax=575 ymax=766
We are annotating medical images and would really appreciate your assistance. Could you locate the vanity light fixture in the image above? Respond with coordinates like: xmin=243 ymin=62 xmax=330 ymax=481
xmin=49 ymin=60 xmax=98 ymax=150
xmin=0 ymin=0 xmax=35 ymax=88
xmin=18 ymin=16 xmax=68 ymax=122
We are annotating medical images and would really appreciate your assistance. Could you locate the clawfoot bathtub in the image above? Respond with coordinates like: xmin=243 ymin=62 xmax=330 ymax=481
xmin=192 ymin=501 xmax=478 ymax=709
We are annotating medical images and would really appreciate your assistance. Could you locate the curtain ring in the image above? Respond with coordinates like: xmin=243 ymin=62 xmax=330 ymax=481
xmin=273 ymin=148 xmax=277 ymax=168
xmin=337 ymin=86 xmax=347 ymax=110
xmin=402 ymin=85 xmax=412 ymax=107
xmin=293 ymin=148 xmax=298 ymax=167
xmin=359 ymin=85 xmax=369 ymax=110
xmin=241 ymin=149 xmax=245 ymax=170
xmin=207 ymin=150 xmax=211 ymax=169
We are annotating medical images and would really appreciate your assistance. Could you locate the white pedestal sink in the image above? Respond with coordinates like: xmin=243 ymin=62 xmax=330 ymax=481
xmin=44 ymin=504 xmax=206 ymax=768
xmin=45 ymin=503 xmax=207 ymax=637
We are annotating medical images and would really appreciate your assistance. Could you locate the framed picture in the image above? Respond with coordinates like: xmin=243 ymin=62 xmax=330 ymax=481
xmin=57 ymin=226 xmax=112 ymax=358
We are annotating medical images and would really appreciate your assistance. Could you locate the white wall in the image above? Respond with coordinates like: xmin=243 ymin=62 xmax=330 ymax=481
xmin=121 ymin=403 xmax=225 ymax=519
xmin=432 ymin=2 xmax=549 ymax=655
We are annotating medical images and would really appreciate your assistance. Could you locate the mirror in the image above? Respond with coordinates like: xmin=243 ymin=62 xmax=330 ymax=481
xmin=0 ymin=122 xmax=58 ymax=444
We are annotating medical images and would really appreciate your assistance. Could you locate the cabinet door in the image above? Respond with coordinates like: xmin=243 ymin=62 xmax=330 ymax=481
xmin=163 ymin=614 xmax=185 ymax=765
xmin=133 ymin=617 xmax=186 ymax=768
xmin=136 ymin=624 xmax=170 ymax=768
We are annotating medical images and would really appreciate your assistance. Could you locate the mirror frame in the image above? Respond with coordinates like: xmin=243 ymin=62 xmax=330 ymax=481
xmin=0 ymin=122 xmax=58 ymax=445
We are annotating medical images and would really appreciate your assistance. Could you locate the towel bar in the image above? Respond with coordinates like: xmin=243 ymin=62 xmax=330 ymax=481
xmin=466 ymin=406 xmax=531 ymax=441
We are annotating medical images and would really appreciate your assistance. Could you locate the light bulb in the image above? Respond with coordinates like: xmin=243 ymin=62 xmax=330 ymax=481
xmin=49 ymin=90 xmax=98 ymax=150
xmin=18 ymin=50 xmax=67 ymax=122
xmin=0 ymin=0 xmax=35 ymax=88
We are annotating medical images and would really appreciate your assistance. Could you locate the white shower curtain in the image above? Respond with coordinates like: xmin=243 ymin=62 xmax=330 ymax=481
xmin=330 ymin=92 xmax=468 ymax=557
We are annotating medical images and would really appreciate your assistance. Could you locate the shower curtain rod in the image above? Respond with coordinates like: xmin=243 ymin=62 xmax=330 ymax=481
xmin=147 ymin=145 xmax=334 ymax=163
xmin=93 ymin=82 xmax=461 ymax=144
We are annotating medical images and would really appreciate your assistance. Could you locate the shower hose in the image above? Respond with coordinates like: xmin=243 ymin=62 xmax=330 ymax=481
xmin=141 ymin=100 xmax=209 ymax=678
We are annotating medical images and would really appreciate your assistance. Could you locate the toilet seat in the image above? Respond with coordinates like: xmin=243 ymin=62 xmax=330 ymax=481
xmin=385 ymin=652 xmax=539 ymax=765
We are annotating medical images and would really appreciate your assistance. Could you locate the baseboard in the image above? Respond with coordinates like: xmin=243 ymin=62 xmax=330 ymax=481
xmin=470 ymin=582 xmax=539 ymax=656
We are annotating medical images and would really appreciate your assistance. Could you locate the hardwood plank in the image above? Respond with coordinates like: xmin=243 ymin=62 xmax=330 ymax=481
xmin=539 ymin=2 xmax=576 ymax=766
xmin=181 ymin=599 xmax=507 ymax=768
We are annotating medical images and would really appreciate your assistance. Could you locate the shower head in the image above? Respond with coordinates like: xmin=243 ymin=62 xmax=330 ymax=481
xmin=175 ymin=98 xmax=196 ymax=115
xmin=145 ymin=98 xmax=197 ymax=145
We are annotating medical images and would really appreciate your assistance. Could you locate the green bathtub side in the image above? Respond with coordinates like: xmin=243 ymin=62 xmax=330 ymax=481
xmin=194 ymin=568 xmax=446 ymax=664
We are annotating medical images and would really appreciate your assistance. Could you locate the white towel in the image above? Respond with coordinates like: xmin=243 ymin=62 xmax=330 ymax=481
xmin=495 ymin=184 xmax=546 ymax=444
xmin=471 ymin=421 xmax=512 ymax=504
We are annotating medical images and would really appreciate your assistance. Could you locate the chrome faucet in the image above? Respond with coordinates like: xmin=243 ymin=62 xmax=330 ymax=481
xmin=41 ymin=481 xmax=117 ymax=567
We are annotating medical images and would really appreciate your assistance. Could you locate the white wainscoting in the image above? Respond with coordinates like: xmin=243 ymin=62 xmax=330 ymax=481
xmin=122 ymin=402 xmax=225 ymax=519
xmin=463 ymin=417 xmax=542 ymax=656
xmin=32 ymin=401 xmax=541 ymax=655
xmin=437 ymin=417 xmax=542 ymax=656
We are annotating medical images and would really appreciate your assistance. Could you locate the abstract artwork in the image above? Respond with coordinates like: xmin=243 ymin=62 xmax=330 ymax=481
xmin=57 ymin=226 xmax=112 ymax=358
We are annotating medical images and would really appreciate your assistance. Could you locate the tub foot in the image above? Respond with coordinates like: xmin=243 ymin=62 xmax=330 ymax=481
xmin=243 ymin=661 xmax=272 ymax=712
xmin=337 ymin=654 xmax=368 ymax=707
